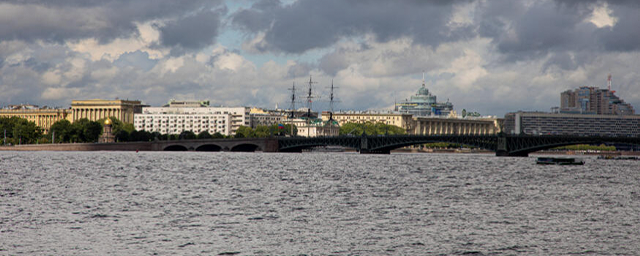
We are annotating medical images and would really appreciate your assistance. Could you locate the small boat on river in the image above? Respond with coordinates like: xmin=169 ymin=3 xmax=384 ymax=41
xmin=536 ymin=157 xmax=585 ymax=165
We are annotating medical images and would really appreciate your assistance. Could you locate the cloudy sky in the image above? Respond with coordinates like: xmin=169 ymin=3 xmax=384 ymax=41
xmin=1 ymin=0 xmax=639 ymax=116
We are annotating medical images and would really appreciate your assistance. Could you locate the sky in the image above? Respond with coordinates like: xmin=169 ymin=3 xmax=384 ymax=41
xmin=1 ymin=0 xmax=639 ymax=116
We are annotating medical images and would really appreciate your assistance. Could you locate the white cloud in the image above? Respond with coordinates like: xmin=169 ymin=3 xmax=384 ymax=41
xmin=588 ymin=2 xmax=618 ymax=28
xmin=67 ymin=22 xmax=166 ymax=61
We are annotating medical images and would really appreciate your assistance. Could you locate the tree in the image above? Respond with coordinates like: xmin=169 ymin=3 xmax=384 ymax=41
xmin=50 ymin=119 xmax=73 ymax=142
xmin=179 ymin=131 xmax=196 ymax=140
xmin=0 ymin=117 xmax=43 ymax=144
xmin=339 ymin=122 xmax=405 ymax=136
xmin=197 ymin=131 xmax=212 ymax=139
xmin=235 ymin=126 xmax=254 ymax=138
xmin=254 ymin=126 xmax=271 ymax=137
xmin=72 ymin=118 xmax=102 ymax=142
xmin=212 ymin=132 xmax=224 ymax=139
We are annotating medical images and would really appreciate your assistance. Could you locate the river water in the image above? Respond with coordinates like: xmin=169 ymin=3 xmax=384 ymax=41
xmin=1 ymin=151 xmax=639 ymax=255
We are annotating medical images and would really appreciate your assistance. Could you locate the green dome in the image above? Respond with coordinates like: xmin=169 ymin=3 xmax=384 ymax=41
xmin=418 ymin=85 xmax=429 ymax=95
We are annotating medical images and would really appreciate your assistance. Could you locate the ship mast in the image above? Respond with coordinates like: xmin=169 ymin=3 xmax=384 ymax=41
xmin=327 ymin=79 xmax=339 ymax=120
xmin=306 ymin=75 xmax=317 ymax=137
xmin=287 ymin=82 xmax=296 ymax=136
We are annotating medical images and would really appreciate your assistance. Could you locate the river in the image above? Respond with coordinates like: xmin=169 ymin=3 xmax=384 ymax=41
xmin=1 ymin=151 xmax=639 ymax=255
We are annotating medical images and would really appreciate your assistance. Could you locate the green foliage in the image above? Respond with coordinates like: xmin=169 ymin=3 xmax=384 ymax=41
xmin=179 ymin=131 xmax=197 ymax=140
xmin=0 ymin=116 xmax=43 ymax=144
xmin=235 ymin=126 xmax=255 ymax=138
xmin=197 ymin=131 xmax=212 ymax=139
xmin=212 ymin=132 xmax=225 ymax=139
xmin=73 ymin=118 xmax=103 ymax=142
xmin=554 ymin=144 xmax=616 ymax=151
xmin=49 ymin=119 xmax=73 ymax=142
xmin=339 ymin=122 xmax=405 ymax=136
xmin=421 ymin=142 xmax=467 ymax=148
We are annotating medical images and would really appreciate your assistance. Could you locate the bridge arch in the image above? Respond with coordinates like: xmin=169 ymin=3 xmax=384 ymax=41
xmin=164 ymin=145 xmax=189 ymax=151
xmin=195 ymin=144 xmax=223 ymax=152
xmin=231 ymin=144 xmax=261 ymax=152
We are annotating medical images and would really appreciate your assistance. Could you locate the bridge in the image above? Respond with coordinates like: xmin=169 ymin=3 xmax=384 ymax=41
xmin=3 ymin=135 xmax=639 ymax=157
xmin=278 ymin=134 xmax=640 ymax=156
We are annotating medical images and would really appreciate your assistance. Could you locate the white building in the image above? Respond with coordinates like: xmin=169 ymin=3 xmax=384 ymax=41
xmin=134 ymin=100 xmax=251 ymax=136
xmin=291 ymin=118 xmax=340 ymax=137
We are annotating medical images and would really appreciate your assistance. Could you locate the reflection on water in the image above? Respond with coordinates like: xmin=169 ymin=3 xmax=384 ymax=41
xmin=1 ymin=151 xmax=639 ymax=255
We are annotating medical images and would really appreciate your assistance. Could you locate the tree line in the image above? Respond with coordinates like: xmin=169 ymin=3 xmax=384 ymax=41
xmin=2 ymin=116 xmax=410 ymax=145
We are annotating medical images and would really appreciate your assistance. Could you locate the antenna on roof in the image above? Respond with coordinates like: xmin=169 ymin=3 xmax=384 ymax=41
xmin=608 ymin=73 xmax=612 ymax=91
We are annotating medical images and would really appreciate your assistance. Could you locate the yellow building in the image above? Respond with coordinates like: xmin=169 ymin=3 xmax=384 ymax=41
xmin=0 ymin=105 xmax=72 ymax=134
xmin=322 ymin=110 xmax=502 ymax=135
xmin=321 ymin=111 xmax=415 ymax=133
xmin=71 ymin=99 xmax=145 ymax=124
xmin=413 ymin=116 xmax=500 ymax=135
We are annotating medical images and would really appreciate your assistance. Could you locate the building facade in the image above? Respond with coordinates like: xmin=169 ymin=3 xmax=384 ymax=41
xmin=504 ymin=111 xmax=640 ymax=137
xmin=322 ymin=111 xmax=415 ymax=133
xmin=71 ymin=99 xmax=145 ymax=124
xmin=292 ymin=118 xmax=340 ymax=137
xmin=134 ymin=100 xmax=250 ymax=135
xmin=413 ymin=116 xmax=501 ymax=136
xmin=560 ymin=87 xmax=635 ymax=115
xmin=394 ymin=79 xmax=453 ymax=117
xmin=0 ymin=105 xmax=73 ymax=134
xmin=249 ymin=108 xmax=287 ymax=128
xmin=323 ymin=111 xmax=501 ymax=135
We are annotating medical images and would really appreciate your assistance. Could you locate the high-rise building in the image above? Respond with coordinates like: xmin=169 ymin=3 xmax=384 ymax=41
xmin=560 ymin=86 xmax=634 ymax=115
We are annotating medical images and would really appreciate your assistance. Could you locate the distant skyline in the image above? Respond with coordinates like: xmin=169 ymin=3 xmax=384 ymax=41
xmin=1 ymin=0 xmax=639 ymax=116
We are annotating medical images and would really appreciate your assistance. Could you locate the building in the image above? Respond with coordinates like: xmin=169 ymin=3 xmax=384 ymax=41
xmin=98 ymin=118 xmax=115 ymax=143
xmin=560 ymin=86 xmax=635 ymax=115
xmin=0 ymin=104 xmax=72 ymax=133
xmin=413 ymin=116 xmax=501 ymax=135
xmin=249 ymin=108 xmax=287 ymax=129
xmin=134 ymin=100 xmax=250 ymax=136
xmin=322 ymin=111 xmax=415 ymax=134
xmin=394 ymin=77 xmax=453 ymax=117
xmin=504 ymin=111 xmax=640 ymax=137
xmin=71 ymin=99 xmax=145 ymax=124
xmin=323 ymin=110 xmax=501 ymax=135
xmin=292 ymin=118 xmax=340 ymax=137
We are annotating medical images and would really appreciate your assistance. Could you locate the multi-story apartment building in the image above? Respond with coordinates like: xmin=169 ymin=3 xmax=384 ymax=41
xmin=504 ymin=111 xmax=640 ymax=137
xmin=560 ymin=87 xmax=635 ymax=115
xmin=249 ymin=107 xmax=287 ymax=128
xmin=134 ymin=100 xmax=250 ymax=135
xmin=0 ymin=104 xmax=72 ymax=133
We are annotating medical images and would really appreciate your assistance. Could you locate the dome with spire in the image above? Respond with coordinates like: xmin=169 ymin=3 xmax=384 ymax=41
xmin=417 ymin=85 xmax=430 ymax=96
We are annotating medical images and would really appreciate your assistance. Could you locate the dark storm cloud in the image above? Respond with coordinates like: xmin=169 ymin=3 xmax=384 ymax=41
xmin=159 ymin=9 xmax=225 ymax=54
xmin=0 ymin=0 xmax=224 ymax=45
xmin=232 ymin=0 xmax=473 ymax=53
xmin=477 ymin=0 xmax=640 ymax=64
xmin=597 ymin=5 xmax=640 ymax=51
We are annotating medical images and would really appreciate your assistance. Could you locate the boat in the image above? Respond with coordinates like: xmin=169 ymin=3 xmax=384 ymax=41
xmin=536 ymin=157 xmax=585 ymax=165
